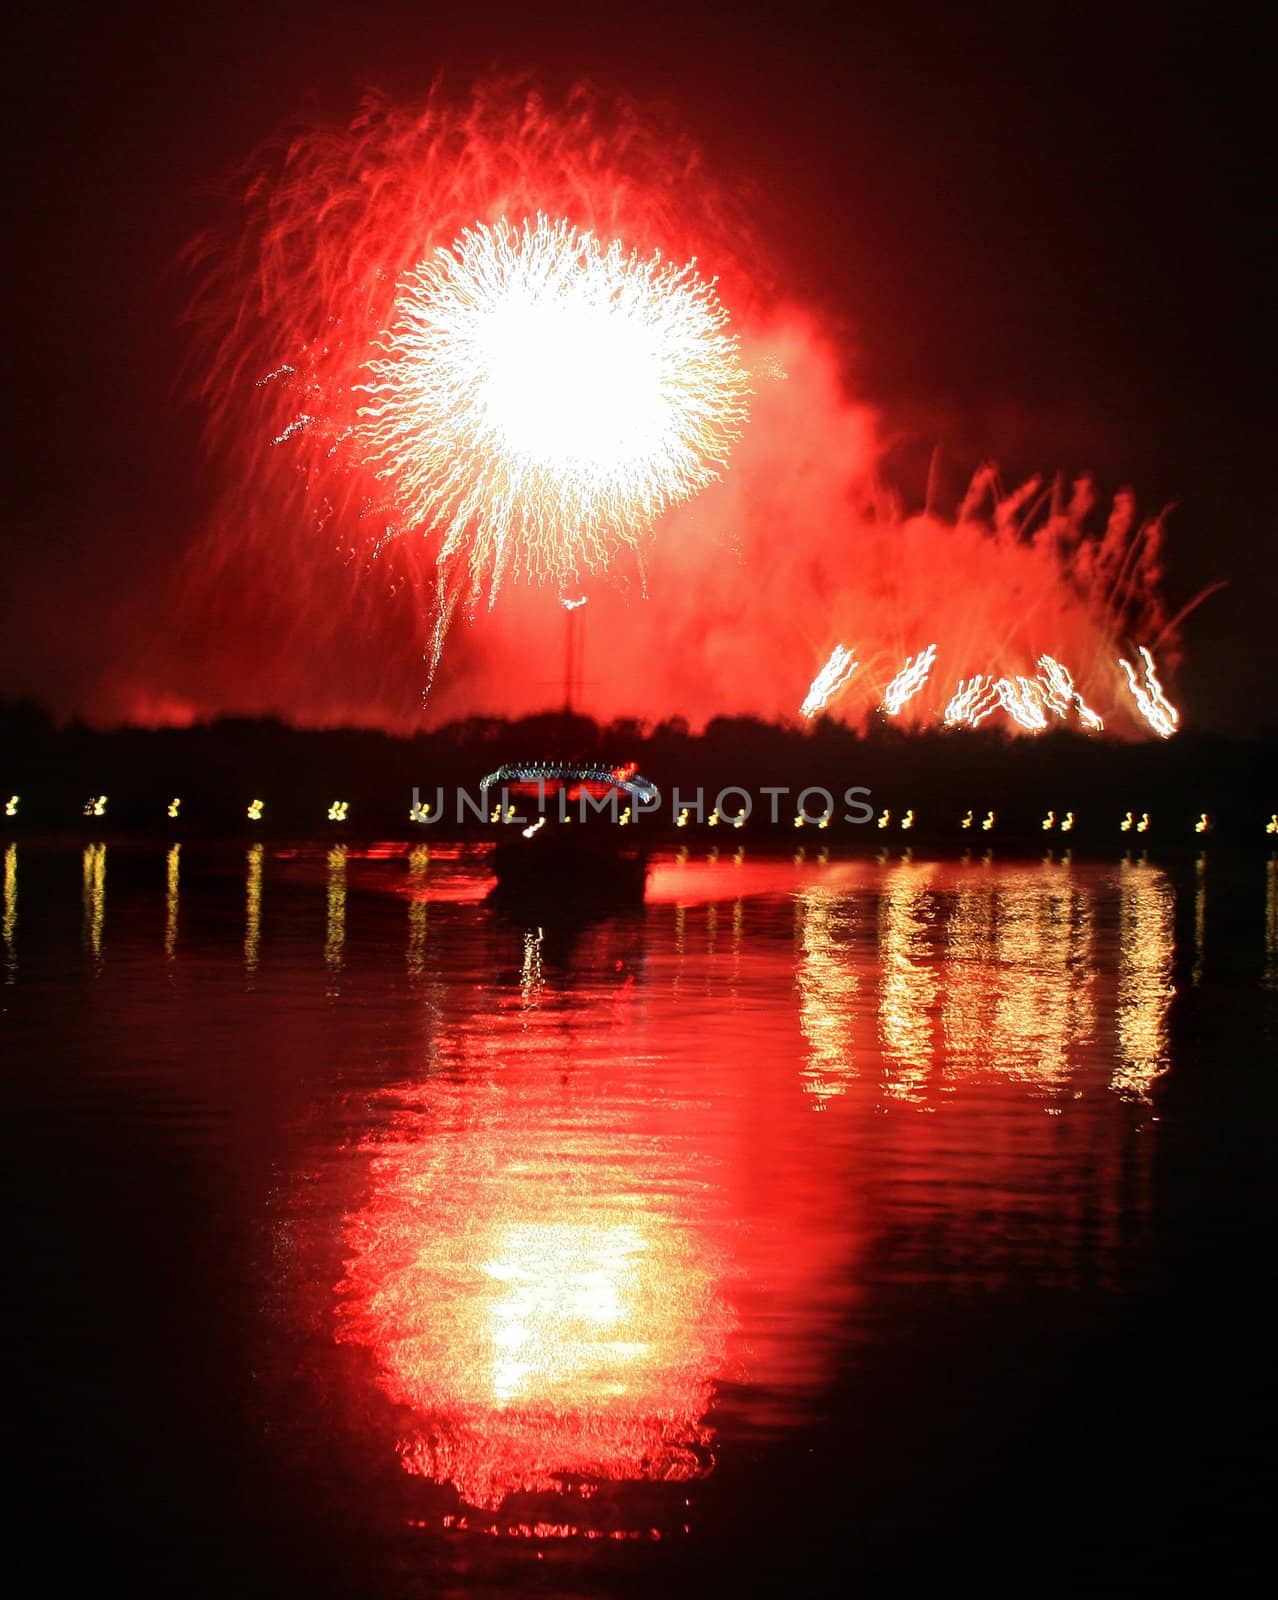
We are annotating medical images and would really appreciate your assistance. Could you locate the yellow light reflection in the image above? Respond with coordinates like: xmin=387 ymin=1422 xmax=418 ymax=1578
xmin=81 ymin=842 xmax=105 ymax=961
xmin=164 ymin=842 xmax=180 ymax=960
xmin=878 ymin=862 xmax=938 ymax=1099
xmin=521 ymin=926 xmax=544 ymax=1006
xmin=3 ymin=843 xmax=15 ymax=982
xmin=326 ymin=845 xmax=347 ymax=971
xmin=939 ymin=871 xmax=998 ymax=1068
xmin=407 ymin=845 xmax=429 ymax=975
xmin=245 ymin=842 xmax=263 ymax=973
xmin=1192 ymin=853 xmax=1206 ymax=987
xmin=987 ymin=869 xmax=1093 ymax=1089
xmin=1111 ymin=862 xmax=1175 ymax=1101
xmin=796 ymin=887 xmax=861 ymax=1104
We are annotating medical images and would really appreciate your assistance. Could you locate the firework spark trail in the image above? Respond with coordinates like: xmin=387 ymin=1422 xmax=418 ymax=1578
xmin=356 ymin=215 xmax=749 ymax=607
xmin=994 ymin=676 xmax=1049 ymax=732
xmin=881 ymin=644 xmax=937 ymax=716
xmin=801 ymin=646 xmax=857 ymax=718
xmin=1037 ymin=653 xmax=1104 ymax=730
xmin=943 ymin=676 xmax=999 ymax=728
xmin=1119 ymin=645 xmax=1180 ymax=738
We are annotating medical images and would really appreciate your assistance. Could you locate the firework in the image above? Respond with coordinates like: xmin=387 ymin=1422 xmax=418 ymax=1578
xmin=994 ymin=676 xmax=1049 ymax=732
xmin=943 ymin=676 xmax=999 ymax=728
xmin=172 ymin=84 xmax=1196 ymax=733
xmin=881 ymin=644 xmax=937 ymax=716
xmin=1119 ymin=646 xmax=1179 ymax=738
xmin=358 ymin=216 xmax=749 ymax=604
xmin=801 ymin=645 xmax=857 ymax=718
xmin=1037 ymin=654 xmax=1104 ymax=731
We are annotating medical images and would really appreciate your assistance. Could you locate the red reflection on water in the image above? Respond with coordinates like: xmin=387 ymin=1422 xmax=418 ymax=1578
xmin=336 ymin=1121 xmax=727 ymax=1508
xmin=326 ymin=857 xmax=1175 ymax=1522
xmin=333 ymin=970 xmax=734 ymax=1512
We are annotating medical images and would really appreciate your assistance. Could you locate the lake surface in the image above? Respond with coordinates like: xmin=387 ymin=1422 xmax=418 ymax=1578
xmin=6 ymin=841 xmax=1275 ymax=1594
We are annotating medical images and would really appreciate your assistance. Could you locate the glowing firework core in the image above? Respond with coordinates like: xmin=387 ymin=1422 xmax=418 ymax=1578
xmin=477 ymin=296 xmax=662 ymax=467
xmin=358 ymin=215 xmax=750 ymax=597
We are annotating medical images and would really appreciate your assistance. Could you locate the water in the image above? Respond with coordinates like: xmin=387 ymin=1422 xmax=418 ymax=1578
xmin=6 ymin=841 xmax=1275 ymax=1593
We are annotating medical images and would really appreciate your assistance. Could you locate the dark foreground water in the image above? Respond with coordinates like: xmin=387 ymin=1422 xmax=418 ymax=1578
xmin=5 ymin=841 xmax=1275 ymax=1594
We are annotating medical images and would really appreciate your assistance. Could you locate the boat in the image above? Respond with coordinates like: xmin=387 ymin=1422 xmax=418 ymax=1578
xmin=482 ymin=760 xmax=659 ymax=908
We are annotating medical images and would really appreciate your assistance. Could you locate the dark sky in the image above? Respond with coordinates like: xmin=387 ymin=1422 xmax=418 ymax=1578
xmin=4 ymin=0 xmax=1274 ymax=732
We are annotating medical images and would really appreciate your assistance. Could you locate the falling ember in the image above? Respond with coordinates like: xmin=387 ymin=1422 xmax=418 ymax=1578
xmin=1119 ymin=646 xmax=1180 ymax=738
xmin=881 ymin=645 xmax=937 ymax=716
xmin=801 ymin=645 xmax=857 ymax=718
xmin=357 ymin=216 xmax=750 ymax=608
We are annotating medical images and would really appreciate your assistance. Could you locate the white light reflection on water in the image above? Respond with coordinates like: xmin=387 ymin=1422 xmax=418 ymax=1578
xmin=1112 ymin=860 xmax=1176 ymax=1102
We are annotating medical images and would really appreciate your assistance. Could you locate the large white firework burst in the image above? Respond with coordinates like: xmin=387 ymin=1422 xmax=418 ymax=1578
xmin=356 ymin=214 xmax=750 ymax=602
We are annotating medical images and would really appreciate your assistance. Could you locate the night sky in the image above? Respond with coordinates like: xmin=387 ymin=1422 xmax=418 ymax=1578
xmin=5 ymin=1 xmax=1274 ymax=733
